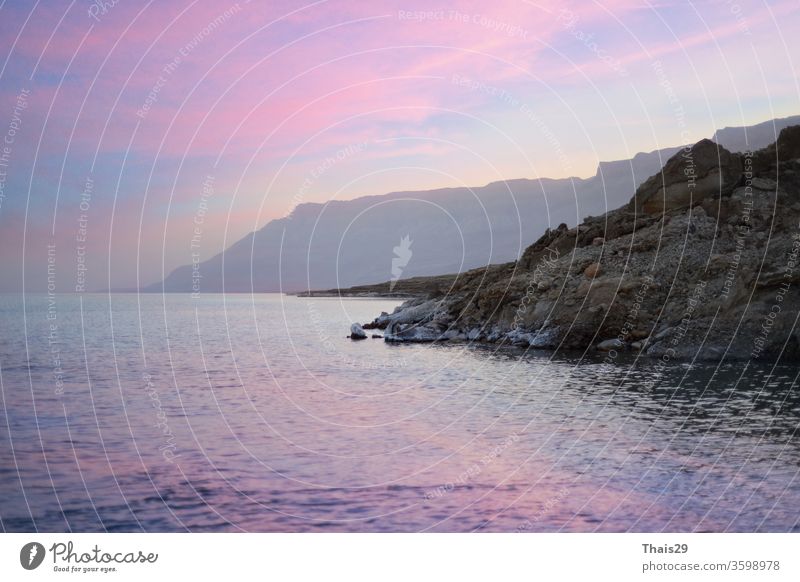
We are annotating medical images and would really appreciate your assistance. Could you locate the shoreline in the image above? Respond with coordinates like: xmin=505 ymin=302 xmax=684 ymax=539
xmin=347 ymin=128 xmax=800 ymax=363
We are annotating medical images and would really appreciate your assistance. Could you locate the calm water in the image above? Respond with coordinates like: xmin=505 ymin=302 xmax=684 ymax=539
xmin=1 ymin=293 xmax=799 ymax=532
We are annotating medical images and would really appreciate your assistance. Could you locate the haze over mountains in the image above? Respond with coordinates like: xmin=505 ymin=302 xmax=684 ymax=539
xmin=146 ymin=115 xmax=800 ymax=293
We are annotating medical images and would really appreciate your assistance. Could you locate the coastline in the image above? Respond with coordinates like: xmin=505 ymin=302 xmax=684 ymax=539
xmin=320 ymin=128 xmax=800 ymax=362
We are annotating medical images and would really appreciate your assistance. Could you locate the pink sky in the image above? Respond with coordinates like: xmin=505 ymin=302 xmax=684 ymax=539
xmin=0 ymin=0 xmax=798 ymax=291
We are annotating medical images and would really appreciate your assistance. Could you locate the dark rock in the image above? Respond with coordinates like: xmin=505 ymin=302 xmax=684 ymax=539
xmin=349 ymin=323 xmax=367 ymax=340
xmin=384 ymin=322 xmax=443 ymax=343
xmin=597 ymin=338 xmax=624 ymax=351
xmin=363 ymin=313 xmax=388 ymax=329
xmin=776 ymin=125 xmax=800 ymax=161
xmin=629 ymin=139 xmax=742 ymax=215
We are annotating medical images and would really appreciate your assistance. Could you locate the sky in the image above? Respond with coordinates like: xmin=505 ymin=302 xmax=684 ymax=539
xmin=0 ymin=0 xmax=798 ymax=291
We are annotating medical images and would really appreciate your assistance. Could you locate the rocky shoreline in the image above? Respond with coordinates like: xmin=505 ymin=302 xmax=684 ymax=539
xmin=292 ymin=273 xmax=459 ymax=298
xmin=353 ymin=127 xmax=800 ymax=361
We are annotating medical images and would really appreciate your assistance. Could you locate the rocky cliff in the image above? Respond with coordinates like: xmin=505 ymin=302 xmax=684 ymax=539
xmin=363 ymin=126 xmax=800 ymax=361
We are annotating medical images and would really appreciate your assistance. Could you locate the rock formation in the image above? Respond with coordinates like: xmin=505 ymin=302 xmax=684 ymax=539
xmin=629 ymin=138 xmax=742 ymax=215
xmin=361 ymin=127 xmax=800 ymax=361
xmin=349 ymin=323 xmax=367 ymax=340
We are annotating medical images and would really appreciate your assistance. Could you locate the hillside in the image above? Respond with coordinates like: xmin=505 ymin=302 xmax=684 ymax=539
xmin=358 ymin=126 xmax=800 ymax=361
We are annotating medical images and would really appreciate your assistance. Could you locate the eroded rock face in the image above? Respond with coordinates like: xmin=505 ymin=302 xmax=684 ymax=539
xmin=749 ymin=125 xmax=800 ymax=174
xmin=629 ymin=139 xmax=742 ymax=216
xmin=776 ymin=125 xmax=800 ymax=161
xmin=363 ymin=129 xmax=800 ymax=360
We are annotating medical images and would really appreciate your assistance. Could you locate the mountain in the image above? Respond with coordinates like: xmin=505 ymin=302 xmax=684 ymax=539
xmin=145 ymin=116 xmax=800 ymax=293
xmin=711 ymin=114 xmax=800 ymax=153
xmin=362 ymin=125 xmax=800 ymax=361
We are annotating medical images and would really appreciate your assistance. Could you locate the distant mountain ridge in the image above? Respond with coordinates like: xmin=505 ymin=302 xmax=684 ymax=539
xmin=145 ymin=115 xmax=800 ymax=293
xmin=711 ymin=115 xmax=800 ymax=153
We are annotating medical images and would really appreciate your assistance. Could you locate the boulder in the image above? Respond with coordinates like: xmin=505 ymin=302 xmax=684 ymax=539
xmin=629 ymin=139 xmax=742 ymax=215
xmin=349 ymin=323 xmax=367 ymax=340
xmin=384 ymin=322 xmax=442 ymax=343
xmin=584 ymin=263 xmax=601 ymax=278
xmin=597 ymin=338 xmax=625 ymax=351
xmin=363 ymin=311 xmax=390 ymax=329
xmin=506 ymin=325 xmax=561 ymax=348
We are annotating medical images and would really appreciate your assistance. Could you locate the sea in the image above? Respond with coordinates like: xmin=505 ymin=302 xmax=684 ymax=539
xmin=1 ymin=293 xmax=798 ymax=532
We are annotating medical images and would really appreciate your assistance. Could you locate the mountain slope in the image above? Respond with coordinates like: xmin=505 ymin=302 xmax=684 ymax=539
xmin=146 ymin=116 xmax=800 ymax=293
xmin=363 ymin=126 xmax=800 ymax=361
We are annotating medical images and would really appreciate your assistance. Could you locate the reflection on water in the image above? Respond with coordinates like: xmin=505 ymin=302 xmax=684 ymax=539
xmin=0 ymin=293 xmax=798 ymax=532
